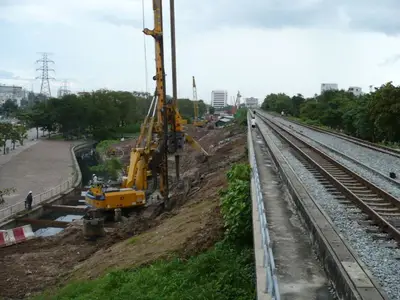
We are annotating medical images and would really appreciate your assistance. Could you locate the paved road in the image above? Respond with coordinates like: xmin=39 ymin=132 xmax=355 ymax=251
xmin=0 ymin=138 xmax=74 ymax=206
xmin=0 ymin=128 xmax=39 ymax=166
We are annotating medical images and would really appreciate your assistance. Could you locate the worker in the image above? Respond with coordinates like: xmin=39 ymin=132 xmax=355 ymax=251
xmin=25 ymin=191 xmax=33 ymax=210
xmin=251 ymin=116 xmax=256 ymax=128
xmin=92 ymin=174 xmax=98 ymax=185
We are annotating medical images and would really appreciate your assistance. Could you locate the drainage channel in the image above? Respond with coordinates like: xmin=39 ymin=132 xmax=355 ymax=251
xmin=15 ymin=192 xmax=89 ymax=237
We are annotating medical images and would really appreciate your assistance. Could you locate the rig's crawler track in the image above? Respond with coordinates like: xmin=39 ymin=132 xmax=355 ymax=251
xmin=258 ymin=114 xmax=400 ymax=244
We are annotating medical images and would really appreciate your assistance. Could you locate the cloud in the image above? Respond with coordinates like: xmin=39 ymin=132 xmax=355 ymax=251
xmin=0 ymin=70 xmax=15 ymax=79
xmin=379 ymin=54 xmax=400 ymax=66
xmin=179 ymin=0 xmax=400 ymax=35
xmin=0 ymin=0 xmax=400 ymax=101
xmin=98 ymin=15 xmax=141 ymax=28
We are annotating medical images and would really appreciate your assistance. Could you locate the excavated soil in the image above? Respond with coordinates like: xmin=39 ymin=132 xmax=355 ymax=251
xmin=0 ymin=124 xmax=246 ymax=300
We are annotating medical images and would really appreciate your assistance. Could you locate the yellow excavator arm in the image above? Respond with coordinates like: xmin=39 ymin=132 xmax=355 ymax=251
xmin=85 ymin=0 xmax=208 ymax=211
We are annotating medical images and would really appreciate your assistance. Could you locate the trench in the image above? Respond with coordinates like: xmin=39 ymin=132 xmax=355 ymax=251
xmin=33 ymin=149 xmax=98 ymax=236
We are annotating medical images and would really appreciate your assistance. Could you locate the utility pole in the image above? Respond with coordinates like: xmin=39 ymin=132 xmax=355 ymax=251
xmin=36 ymin=52 xmax=55 ymax=98
xmin=58 ymin=79 xmax=71 ymax=98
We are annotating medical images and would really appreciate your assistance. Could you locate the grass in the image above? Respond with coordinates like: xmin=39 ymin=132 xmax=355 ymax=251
xmin=35 ymin=243 xmax=255 ymax=300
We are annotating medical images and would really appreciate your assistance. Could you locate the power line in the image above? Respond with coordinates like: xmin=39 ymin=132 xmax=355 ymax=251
xmin=57 ymin=79 xmax=71 ymax=98
xmin=35 ymin=52 xmax=55 ymax=98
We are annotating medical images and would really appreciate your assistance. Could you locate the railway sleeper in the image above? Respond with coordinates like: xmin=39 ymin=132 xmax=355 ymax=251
xmin=338 ymin=200 xmax=354 ymax=206
xmin=365 ymin=202 xmax=393 ymax=207
xmin=338 ymin=180 xmax=360 ymax=184
xmin=352 ymin=189 xmax=376 ymax=194
xmin=344 ymin=185 xmax=369 ymax=191
xmin=379 ymin=211 xmax=400 ymax=217
xmin=371 ymin=232 xmax=391 ymax=241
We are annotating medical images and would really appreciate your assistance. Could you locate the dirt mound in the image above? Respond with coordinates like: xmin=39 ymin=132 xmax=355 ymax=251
xmin=0 ymin=125 xmax=247 ymax=299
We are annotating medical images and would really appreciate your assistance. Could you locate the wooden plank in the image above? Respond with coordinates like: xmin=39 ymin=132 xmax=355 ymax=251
xmin=18 ymin=218 xmax=70 ymax=228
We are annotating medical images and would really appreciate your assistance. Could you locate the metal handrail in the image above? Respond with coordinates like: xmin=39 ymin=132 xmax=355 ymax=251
xmin=0 ymin=174 xmax=76 ymax=223
xmin=248 ymin=113 xmax=280 ymax=300
xmin=252 ymin=155 xmax=280 ymax=299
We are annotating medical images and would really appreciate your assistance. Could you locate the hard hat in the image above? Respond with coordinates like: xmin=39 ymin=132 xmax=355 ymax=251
xmin=28 ymin=191 xmax=32 ymax=194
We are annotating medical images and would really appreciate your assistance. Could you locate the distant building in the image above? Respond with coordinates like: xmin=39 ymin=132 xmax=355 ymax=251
xmin=348 ymin=86 xmax=362 ymax=97
xmin=321 ymin=83 xmax=338 ymax=93
xmin=0 ymin=84 xmax=25 ymax=106
xmin=211 ymin=90 xmax=228 ymax=109
xmin=245 ymin=97 xmax=259 ymax=108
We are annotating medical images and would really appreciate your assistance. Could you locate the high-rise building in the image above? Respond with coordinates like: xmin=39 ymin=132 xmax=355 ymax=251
xmin=0 ymin=84 xmax=25 ymax=106
xmin=321 ymin=83 xmax=338 ymax=93
xmin=348 ymin=86 xmax=362 ymax=96
xmin=211 ymin=90 xmax=228 ymax=109
xmin=245 ymin=97 xmax=259 ymax=108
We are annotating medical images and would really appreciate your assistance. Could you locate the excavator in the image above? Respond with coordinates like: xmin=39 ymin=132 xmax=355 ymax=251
xmin=192 ymin=76 xmax=207 ymax=127
xmin=85 ymin=0 xmax=208 ymax=213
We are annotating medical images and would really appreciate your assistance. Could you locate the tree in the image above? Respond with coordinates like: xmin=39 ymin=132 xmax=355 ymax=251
xmin=209 ymin=106 xmax=215 ymax=114
xmin=261 ymin=93 xmax=292 ymax=115
xmin=0 ymin=122 xmax=12 ymax=154
xmin=0 ymin=187 xmax=16 ymax=205
xmin=0 ymin=99 xmax=19 ymax=118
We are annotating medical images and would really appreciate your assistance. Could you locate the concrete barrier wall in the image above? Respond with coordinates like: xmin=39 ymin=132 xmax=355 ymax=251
xmin=247 ymin=112 xmax=276 ymax=300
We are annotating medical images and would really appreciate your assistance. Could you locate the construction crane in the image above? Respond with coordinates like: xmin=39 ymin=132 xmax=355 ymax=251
xmin=85 ymin=0 xmax=208 ymax=213
xmin=231 ymin=91 xmax=241 ymax=115
xmin=192 ymin=76 xmax=206 ymax=127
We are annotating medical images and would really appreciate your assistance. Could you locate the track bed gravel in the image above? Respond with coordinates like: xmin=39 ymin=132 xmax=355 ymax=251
xmin=261 ymin=120 xmax=400 ymax=300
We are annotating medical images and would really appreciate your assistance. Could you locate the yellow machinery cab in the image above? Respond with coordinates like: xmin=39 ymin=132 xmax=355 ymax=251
xmin=85 ymin=185 xmax=145 ymax=210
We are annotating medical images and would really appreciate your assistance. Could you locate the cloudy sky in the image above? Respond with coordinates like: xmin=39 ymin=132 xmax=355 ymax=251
xmin=1 ymin=0 xmax=400 ymax=104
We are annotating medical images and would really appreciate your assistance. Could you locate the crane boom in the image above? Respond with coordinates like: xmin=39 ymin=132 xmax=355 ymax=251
xmin=193 ymin=76 xmax=199 ymax=122
xmin=85 ymin=0 xmax=208 ymax=212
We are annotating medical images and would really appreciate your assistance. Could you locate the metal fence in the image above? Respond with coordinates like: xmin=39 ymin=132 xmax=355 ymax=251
xmin=248 ymin=113 xmax=280 ymax=300
xmin=0 ymin=176 xmax=75 ymax=223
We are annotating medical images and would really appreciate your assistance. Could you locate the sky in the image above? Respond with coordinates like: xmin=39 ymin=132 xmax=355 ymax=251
xmin=1 ymin=0 xmax=400 ymax=104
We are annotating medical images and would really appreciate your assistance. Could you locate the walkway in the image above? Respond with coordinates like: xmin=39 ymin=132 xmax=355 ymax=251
xmin=0 ymin=139 xmax=75 ymax=207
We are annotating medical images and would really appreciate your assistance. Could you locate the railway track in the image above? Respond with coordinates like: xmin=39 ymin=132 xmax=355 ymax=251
xmin=281 ymin=116 xmax=400 ymax=159
xmin=256 ymin=113 xmax=400 ymax=245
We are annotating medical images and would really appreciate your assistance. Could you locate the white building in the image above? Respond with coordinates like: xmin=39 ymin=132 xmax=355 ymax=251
xmin=321 ymin=83 xmax=338 ymax=93
xmin=348 ymin=86 xmax=362 ymax=97
xmin=0 ymin=84 xmax=25 ymax=106
xmin=245 ymin=97 xmax=259 ymax=108
xmin=211 ymin=90 xmax=228 ymax=109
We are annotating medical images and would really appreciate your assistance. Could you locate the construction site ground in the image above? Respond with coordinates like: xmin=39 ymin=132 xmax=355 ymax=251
xmin=0 ymin=124 xmax=247 ymax=300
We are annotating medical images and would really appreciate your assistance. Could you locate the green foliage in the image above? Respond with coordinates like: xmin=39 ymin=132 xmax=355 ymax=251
xmin=261 ymin=82 xmax=400 ymax=144
xmin=35 ymin=243 xmax=255 ymax=300
xmin=0 ymin=122 xmax=28 ymax=154
xmin=95 ymin=140 xmax=120 ymax=155
xmin=0 ymin=99 xmax=19 ymax=117
xmin=177 ymin=98 xmax=207 ymax=119
xmin=18 ymin=90 xmax=149 ymax=141
xmin=90 ymin=158 xmax=123 ymax=180
xmin=220 ymin=164 xmax=252 ymax=244
xmin=16 ymin=91 xmax=209 ymax=141
xmin=234 ymin=108 xmax=248 ymax=126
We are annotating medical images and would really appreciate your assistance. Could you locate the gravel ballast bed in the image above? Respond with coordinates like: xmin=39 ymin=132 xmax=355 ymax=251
xmin=264 ymin=124 xmax=400 ymax=300
xmin=263 ymin=113 xmax=400 ymax=199
xmin=269 ymin=113 xmax=400 ymax=180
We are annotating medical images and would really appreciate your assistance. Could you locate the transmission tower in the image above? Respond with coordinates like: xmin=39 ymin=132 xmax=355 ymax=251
xmin=36 ymin=52 xmax=55 ymax=98
xmin=58 ymin=79 xmax=71 ymax=98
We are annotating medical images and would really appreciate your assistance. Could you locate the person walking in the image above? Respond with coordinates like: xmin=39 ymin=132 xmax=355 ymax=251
xmin=25 ymin=191 xmax=33 ymax=210
xmin=251 ymin=116 xmax=256 ymax=128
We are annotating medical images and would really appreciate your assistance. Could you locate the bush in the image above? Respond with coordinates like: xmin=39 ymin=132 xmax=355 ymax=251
xmin=220 ymin=163 xmax=252 ymax=245
xmin=234 ymin=108 xmax=248 ymax=126
xmin=90 ymin=158 xmax=123 ymax=181
xmin=95 ymin=139 xmax=120 ymax=155
xmin=36 ymin=243 xmax=256 ymax=300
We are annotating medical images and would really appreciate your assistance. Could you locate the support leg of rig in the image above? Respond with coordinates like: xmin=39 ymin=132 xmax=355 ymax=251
xmin=175 ymin=154 xmax=180 ymax=180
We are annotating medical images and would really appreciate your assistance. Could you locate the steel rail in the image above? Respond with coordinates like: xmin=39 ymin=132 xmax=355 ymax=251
xmin=256 ymin=113 xmax=400 ymax=244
